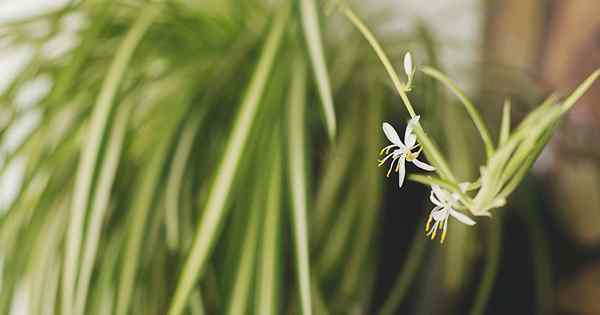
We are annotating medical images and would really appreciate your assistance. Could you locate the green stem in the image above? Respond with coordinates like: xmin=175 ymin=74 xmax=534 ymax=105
xmin=470 ymin=216 xmax=502 ymax=315
xmin=339 ymin=5 xmax=455 ymax=182
xmin=287 ymin=56 xmax=313 ymax=315
xmin=422 ymin=67 xmax=495 ymax=159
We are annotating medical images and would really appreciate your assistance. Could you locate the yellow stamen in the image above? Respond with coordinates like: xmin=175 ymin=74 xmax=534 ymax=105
xmin=441 ymin=229 xmax=447 ymax=244
xmin=431 ymin=229 xmax=437 ymax=240
xmin=425 ymin=216 xmax=432 ymax=232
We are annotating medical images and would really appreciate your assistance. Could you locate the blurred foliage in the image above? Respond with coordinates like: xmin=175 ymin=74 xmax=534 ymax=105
xmin=0 ymin=0 xmax=598 ymax=315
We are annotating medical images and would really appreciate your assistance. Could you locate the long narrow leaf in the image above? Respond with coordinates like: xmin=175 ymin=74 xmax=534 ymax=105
xmin=62 ymin=5 xmax=161 ymax=315
xmin=300 ymin=0 xmax=336 ymax=139
xmin=167 ymin=4 xmax=291 ymax=314
xmin=499 ymin=99 xmax=511 ymax=146
xmin=165 ymin=112 xmax=205 ymax=251
xmin=224 ymin=188 xmax=261 ymax=315
xmin=255 ymin=143 xmax=282 ymax=315
xmin=115 ymin=102 xmax=187 ymax=315
xmin=74 ymin=102 xmax=132 ymax=315
xmin=287 ymin=56 xmax=312 ymax=315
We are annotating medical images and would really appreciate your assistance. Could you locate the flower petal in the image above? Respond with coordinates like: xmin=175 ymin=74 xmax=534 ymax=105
xmin=432 ymin=185 xmax=449 ymax=202
xmin=449 ymin=209 xmax=476 ymax=226
xmin=382 ymin=122 xmax=404 ymax=147
xmin=412 ymin=159 xmax=435 ymax=171
xmin=404 ymin=116 xmax=419 ymax=147
xmin=430 ymin=192 xmax=444 ymax=207
xmin=397 ymin=156 xmax=406 ymax=188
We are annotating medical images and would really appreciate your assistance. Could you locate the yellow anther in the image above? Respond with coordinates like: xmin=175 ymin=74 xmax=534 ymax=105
xmin=441 ymin=229 xmax=447 ymax=244
xmin=425 ymin=216 xmax=432 ymax=232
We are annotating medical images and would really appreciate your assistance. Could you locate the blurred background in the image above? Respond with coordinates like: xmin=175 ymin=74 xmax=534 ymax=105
xmin=0 ymin=0 xmax=599 ymax=314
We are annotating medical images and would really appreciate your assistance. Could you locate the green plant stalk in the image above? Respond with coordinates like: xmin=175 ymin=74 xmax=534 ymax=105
xmin=165 ymin=112 xmax=205 ymax=251
xmin=499 ymin=123 xmax=557 ymax=199
xmin=27 ymin=205 xmax=66 ymax=315
xmin=115 ymin=103 xmax=187 ymax=315
xmin=62 ymin=5 xmax=161 ymax=315
xmin=74 ymin=102 xmax=132 ymax=315
xmin=339 ymin=5 xmax=455 ymax=182
xmin=560 ymin=69 xmax=600 ymax=112
xmin=167 ymin=4 xmax=291 ymax=314
xmin=499 ymin=99 xmax=511 ymax=146
xmin=300 ymin=0 xmax=336 ymax=139
xmin=189 ymin=290 xmax=206 ymax=315
xmin=521 ymin=193 xmax=553 ymax=315
xmin=224 ymin=187 xmax=261 ymax=315
xmin=470 ymin=216 xmax=502 ymax=315
xmin=311 ymin=274 xmax=331 ymax=315
xmin=287 ymin=56 xmax=313 ymax=315
xmin=255 ymin=143 xmax=283 ymax=315
xmin=421 ymin=67 xmax=495 ymax=159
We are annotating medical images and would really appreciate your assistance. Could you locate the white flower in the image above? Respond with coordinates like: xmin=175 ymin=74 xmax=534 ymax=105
xmin=426 ymin=185 xmax=476 ymax=243
xmin=379 ymin=116 xmax=435 ymax=187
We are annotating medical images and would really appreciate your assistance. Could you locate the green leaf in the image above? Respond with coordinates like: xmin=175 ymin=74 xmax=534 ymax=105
xmin=165 ymin=112 xmax=205 ymax=251
xmin=74 ymin=102 xmax=132 ymax=315
xmin=470 ymin=215 xmax=502 ymax=315
xmin=115 ymin=101 xmax=188 ymax=315
xmin=499 ymin=99 xmax=510 ymax=146
xmin=561 ymin=69 xmax=600 ymax=112
xmin=287 ymin=56 xmax=312 ymax=315
xmin=167 ymin=4 xmax=291 ymax=315
xmin=62 ymin=5 xmax=161 ymax=315
xmin=300 ymin=0 xmax=336 ymax=139
xmin=421 ymin=67 xmax=495 ymax=159
xmin=224 ymin=188 xmax=261 ymax=315
xmin=255 ymin=142 xmax=283 ymax=315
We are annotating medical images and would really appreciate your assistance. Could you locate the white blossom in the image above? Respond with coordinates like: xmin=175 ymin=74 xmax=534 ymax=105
xmin=426 ymin=185 xmax=476 ymax=243
xmin=379 ymin=116 xmax=435 ymax=187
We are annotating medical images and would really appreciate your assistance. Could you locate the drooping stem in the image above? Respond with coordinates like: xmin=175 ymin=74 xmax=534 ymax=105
xmin=470 ymin=216 xmax=502 ymax=315
xmin=339 ymin=5 xmax=456 ymax=182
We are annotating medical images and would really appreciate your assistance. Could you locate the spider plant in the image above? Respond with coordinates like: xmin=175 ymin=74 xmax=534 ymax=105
xmin=0 ymin=0 xmax=598 ymax=315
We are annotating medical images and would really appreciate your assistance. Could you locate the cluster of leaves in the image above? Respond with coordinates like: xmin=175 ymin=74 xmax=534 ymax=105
xmin=0 ymin=1 xmax=446 ymax=314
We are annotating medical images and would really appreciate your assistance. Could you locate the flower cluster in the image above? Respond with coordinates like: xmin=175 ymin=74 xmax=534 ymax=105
xmin=376 ymin=51 xmax=598 ymax=244
xmin=379 ymin=107 xmax=477 ymax=243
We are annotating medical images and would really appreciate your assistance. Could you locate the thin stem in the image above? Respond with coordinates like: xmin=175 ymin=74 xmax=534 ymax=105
xmin=339 ymin=5 xmax=455 ymax=182
xmin=287 ymin=56 xmax=313 ymax=315
xmin=340 ymin=6 xmax=415 ymax=117
xmin=422 ymin=67 xmax=495 ymax=159
xmin=470 ymin=216 xmax=502 ymax=315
